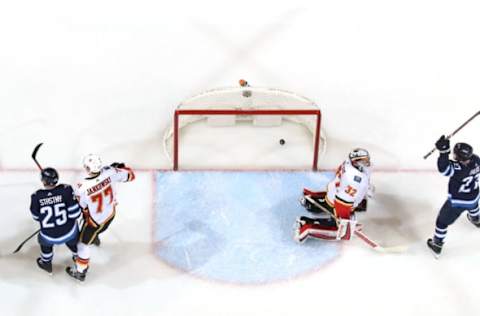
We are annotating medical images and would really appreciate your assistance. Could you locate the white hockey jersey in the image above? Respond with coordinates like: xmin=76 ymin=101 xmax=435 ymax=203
xmin=326 ymin=159 xmax=371 ymax=210
xmin=75 ymin=166 xmax=134 ymax=225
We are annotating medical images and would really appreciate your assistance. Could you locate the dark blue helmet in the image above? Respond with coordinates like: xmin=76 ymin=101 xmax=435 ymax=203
xmin=41 ymin=167 xmax=59 ymax=186
xmin=454 ymin=143 xmax=473 ymax=162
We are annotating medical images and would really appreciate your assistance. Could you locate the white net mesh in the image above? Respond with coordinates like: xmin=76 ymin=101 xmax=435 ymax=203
xmin=163 ymin=86 xmax=327 ymax=170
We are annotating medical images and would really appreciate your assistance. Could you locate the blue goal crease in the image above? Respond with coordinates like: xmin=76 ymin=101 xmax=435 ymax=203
xmin=153 ymin=171 xmax=339 ymax=284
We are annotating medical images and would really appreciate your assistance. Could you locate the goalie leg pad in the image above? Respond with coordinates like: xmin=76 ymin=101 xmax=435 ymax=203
xmin=303 ymin=189 xmax=326 ymax=199
xmin=294 ymin=216 xmax=339 ymax=242
xmin=337 ymin=218 xmax=357 ymax=240
xmin=295 ymin=216 xmax=357 ymax=242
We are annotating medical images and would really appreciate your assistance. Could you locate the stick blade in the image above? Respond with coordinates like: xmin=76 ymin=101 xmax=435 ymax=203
xmin=31 ymin=143 xmax=43 ymax=159
xmin=373 ymin=244 xmax=409 ymax=254
xmin=354 ymin=230 xmax=408 ymax=254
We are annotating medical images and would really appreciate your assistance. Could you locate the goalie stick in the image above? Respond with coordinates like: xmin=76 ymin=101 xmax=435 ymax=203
xmin=12 ymin=143 xmax=44 ymax=254
xmin=303 ymin=195 xmax=407 ymax=253
xmin=423 ymin=110 xmax=480 ymax=159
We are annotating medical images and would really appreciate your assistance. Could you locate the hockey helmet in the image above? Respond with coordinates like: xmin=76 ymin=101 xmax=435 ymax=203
xmin=453 ymin=143 xmax=473 ymax=162
xmin=349 ymin=148 xmax=371 ymax=170
xmin=82 ymin=154 xmax=103 ymax=174
xmin=41 ymin=167 xmax=59 ymax=186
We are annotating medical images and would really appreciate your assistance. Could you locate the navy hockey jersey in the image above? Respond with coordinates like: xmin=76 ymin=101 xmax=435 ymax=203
xmin=30 ymin=184 xmax=81 ymax=244
xmin=438 ymin=153 xmax=480 ymax=209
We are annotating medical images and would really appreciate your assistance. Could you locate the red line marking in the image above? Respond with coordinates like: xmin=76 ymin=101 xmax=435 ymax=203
xmin=0 ymin=166 xmax=437 ymax=173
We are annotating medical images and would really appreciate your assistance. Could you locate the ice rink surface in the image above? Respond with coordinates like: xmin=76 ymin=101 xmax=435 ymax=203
xmin=1 ymin=0 xmax=480 ymax=315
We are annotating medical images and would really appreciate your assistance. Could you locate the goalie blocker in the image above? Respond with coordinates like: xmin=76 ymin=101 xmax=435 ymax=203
xmin=295 ymin=148 xmax=372 ymax=242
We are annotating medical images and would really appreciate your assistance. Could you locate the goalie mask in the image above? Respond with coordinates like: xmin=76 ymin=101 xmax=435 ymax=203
xmin=83 ymin=154 xmax=103 ymax=174
xmin=453 ymin=143 xmax=473 ymax=162
xmin=349 ymin=148 xmax=371 ymax=171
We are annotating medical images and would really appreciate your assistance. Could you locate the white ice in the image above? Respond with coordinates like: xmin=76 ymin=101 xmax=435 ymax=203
xmin=1 ymin=0 xmax=480 ymax=315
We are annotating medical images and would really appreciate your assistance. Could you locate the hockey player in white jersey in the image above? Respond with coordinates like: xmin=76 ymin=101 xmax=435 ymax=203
xmin=66 ymin=154 xmax=135 ymax=281
xmin=295 ymin=148 xmax=372 ymax=242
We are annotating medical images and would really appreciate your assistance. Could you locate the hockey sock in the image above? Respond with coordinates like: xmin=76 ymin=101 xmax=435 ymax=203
xmin=467 ymin=207 xmax=480 ymax=221
xmin=433 ymin=226 xmax=447 ymax=244
xmin=76 ymin=242 xmax=91 ymax=272
xmin=40 ymin=245 xmax=53 ymax=263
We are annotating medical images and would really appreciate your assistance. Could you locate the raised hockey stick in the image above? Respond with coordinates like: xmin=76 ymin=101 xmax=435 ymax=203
xmin=31 ymin=142 xmax=44 ymax=171
xmin=423 ymin=110 xmax=480 ymax=159
xmin=303 ymin=195 xmax=406 ymax=253
xmin=12 ymin=143 xmax=44 ymax=254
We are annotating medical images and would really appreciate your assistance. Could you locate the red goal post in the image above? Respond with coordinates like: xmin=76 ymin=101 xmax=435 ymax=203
xmin=164 ymin=86 xmax=326 ymax=171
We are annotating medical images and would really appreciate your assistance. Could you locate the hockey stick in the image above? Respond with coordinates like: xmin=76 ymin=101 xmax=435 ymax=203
xmin=32 ymin=142 xmax=44 ymax=171
xmin=12 ymin=143 xmax=44 ymax=254
xmin=12 ymin=228 xmax=40 ymax=254
xmin=303 ymin=195 xmax=406 ymax=253
xmin=423 ymin=110 xmax=480 ymax=159
xmin=353 ymin=230 xmax=407 ymax=253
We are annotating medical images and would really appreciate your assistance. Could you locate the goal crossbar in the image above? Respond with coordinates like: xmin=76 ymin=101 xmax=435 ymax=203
xmin=173 ymin=108 xmax=322 ymax=171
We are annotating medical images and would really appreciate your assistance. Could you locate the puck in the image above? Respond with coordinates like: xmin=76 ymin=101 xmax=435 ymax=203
xmin=279 ymin=139 xmax=285 ymax=145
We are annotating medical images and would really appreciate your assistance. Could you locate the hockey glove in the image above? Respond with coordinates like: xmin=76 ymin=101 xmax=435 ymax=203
xmin=435 ymin=135 xmax=450 ymax=154
xmin=110 ymin=162 xmax=126 ymax=168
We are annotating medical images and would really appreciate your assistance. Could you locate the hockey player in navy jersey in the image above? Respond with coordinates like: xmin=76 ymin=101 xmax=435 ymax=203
xmin=427 ymin=136 xmax=480 ymax=258
xmin=30 ymin=168 xmax=82 ymax=274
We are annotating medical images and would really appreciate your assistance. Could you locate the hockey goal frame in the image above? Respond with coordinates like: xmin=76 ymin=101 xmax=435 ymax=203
xmin=172 ymin=108 xmax=322 ymax=171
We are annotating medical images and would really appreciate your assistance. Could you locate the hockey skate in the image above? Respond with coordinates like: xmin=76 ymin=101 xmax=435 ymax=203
xmin=427 ymin=238 xmax=443 ymax=259
xmin=66 ymin=265 xmax=88 ymax=282
xmin=36 ymin=257 xmax=52 ymax=275
xmin=467 ymin=214 xmax=480 ymax=228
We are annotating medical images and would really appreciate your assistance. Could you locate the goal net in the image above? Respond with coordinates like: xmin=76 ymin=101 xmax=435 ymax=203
xmin=163 ymin=85 xmax=326 ymax=170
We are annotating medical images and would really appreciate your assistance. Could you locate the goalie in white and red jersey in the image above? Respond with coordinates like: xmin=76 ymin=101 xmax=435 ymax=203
xmin=66 ymin=154 xmax=135 ymax=282
xmin=294 ymin=148 xmax=372 ymax=243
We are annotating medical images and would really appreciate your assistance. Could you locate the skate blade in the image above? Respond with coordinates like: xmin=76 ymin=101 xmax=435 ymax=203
xmin=428 ymin=249 xmax=441 ymax=259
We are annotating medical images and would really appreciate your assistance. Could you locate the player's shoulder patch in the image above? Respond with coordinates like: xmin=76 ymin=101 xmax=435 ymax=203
xmin=354 ymin=175 xmax=362 ymax=183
